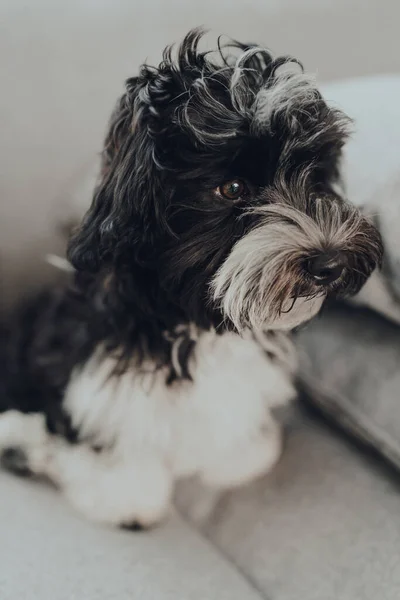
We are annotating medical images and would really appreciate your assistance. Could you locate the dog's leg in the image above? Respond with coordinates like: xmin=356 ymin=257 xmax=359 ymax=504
xmin=0 ymin=411 xmax=172 ymax=528
xmin=199 ymin=415 xmax=282 ymax=489
xmin=44 ymin=442 xmax=173 ymax=529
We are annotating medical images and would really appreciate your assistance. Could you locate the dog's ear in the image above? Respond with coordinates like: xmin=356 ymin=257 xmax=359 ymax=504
xmin=67 ymin=73 xmax=173 ymax=273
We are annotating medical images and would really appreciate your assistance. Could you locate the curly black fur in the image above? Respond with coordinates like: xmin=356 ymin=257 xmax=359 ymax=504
xmin=0 ymin=29 xmax=382 ymax=436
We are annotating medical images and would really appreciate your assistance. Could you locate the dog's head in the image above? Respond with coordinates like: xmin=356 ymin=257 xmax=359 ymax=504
xmin=68 ymin=29 xmax=383 ymax=332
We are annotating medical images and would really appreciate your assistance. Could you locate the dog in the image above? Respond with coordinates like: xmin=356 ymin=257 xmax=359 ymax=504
xmin=0 ymin=30 xmax=382 ymax=528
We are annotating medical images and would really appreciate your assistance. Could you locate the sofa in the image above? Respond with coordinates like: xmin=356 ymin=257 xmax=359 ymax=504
xmin=2 ymin=2 xmax=400 ymax=599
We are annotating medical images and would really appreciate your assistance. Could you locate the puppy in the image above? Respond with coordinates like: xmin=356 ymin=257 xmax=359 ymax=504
xmin=0 ymin=30 xmax=382 ymax=528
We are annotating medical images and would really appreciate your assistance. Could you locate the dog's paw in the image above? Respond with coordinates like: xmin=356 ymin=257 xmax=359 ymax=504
xmin=47 ymin=444 xmax=173 ymax=528
xmin=65 ymin=467 xmax=172 ymax=529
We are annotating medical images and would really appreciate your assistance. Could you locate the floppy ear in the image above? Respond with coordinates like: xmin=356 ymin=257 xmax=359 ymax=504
xmin=67 ymin=74 xmax=171 ymax=273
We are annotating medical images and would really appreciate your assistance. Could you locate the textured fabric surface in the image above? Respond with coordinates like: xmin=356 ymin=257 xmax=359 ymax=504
xmin=297 ymin=305 xmax=400 ymax=471
xmin=0 ymin=472 xmax=263 ymax=600
xmin=177 ymin=404 xmax=400 ymax=600
xmin=324 ymin=76 xmax=400 ymax=210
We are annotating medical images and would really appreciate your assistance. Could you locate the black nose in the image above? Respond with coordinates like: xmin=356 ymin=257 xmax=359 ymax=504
xmin=306 ymin=252 xmax=345 ymax=285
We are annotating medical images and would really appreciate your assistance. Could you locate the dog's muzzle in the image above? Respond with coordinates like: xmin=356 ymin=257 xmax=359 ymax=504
xmin=212 ymin=196 xmax=383 ymax=332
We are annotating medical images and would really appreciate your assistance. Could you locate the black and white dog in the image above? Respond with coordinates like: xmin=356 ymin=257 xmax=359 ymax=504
xmin=0 ymin=30 xmax=382 ymax=528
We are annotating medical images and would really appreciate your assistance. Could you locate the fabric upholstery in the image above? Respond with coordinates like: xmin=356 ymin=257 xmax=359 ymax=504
xmin=0 ymin=472 xmax=262 ymax=600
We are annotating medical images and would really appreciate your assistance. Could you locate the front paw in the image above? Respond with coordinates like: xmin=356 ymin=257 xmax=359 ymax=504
xmin=52 ymin=448 xmax=173 ymax=529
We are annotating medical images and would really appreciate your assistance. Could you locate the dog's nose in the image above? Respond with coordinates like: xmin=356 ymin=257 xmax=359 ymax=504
xmin=306 ymin=252 xmax=345 ymax=285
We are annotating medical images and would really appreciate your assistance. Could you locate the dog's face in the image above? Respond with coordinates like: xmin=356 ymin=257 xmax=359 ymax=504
xmin=68 ymin=30 xmax=383 ymax=332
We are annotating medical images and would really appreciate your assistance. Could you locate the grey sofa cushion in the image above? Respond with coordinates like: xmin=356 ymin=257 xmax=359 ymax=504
xmin=0 ymin=472 xmax=262 ymax=600
xmin=296 ymin=305 xmax=400 ymax=471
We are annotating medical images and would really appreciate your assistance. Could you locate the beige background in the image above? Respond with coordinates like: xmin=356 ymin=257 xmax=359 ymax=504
xmin=1 ymin=0 xmax=399 ymax=305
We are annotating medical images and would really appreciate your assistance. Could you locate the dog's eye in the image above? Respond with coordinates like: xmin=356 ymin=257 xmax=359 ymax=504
xmin=216 ymin=179 xmax=247 ymax=201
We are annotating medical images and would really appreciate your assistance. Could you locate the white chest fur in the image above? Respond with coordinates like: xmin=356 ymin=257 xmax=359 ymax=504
xmin=64 ymin=331 xmax=296 ymax=486
xmin=0 ymin=330 xmax=296 ymax=527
